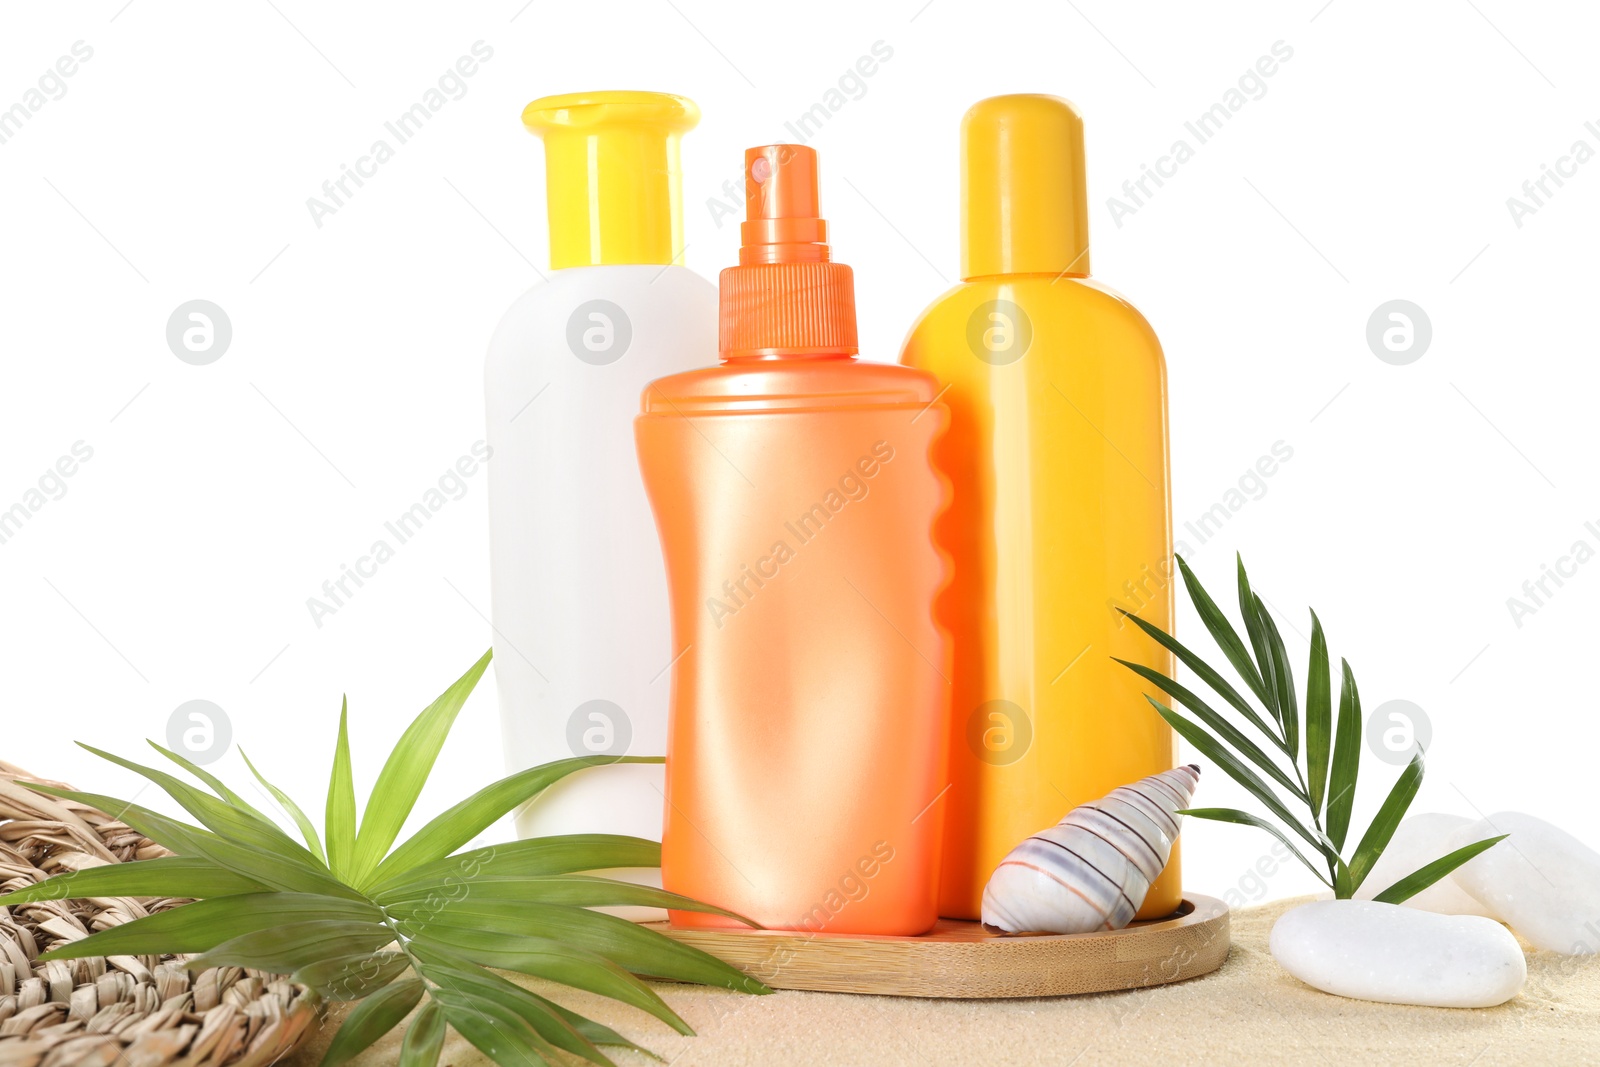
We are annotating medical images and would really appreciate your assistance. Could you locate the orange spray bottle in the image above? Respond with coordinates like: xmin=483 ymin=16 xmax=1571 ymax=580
xmin=636 ymin=145 xmax=950 ymax=936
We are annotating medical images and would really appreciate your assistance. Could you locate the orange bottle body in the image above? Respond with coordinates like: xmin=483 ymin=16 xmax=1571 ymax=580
xmin=637 ymin=358 xmax=950 ymax=935
xmin=641 ymin=143 xmax=951 ymax=935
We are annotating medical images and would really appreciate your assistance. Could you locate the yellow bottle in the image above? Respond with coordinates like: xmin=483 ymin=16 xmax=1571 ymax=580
xmin=899 ymin=94 xmax=1180 ymax=921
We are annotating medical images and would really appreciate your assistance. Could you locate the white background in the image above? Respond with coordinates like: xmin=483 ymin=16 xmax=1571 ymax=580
xmin=2 ymin=0 xmax=1596 ymax=909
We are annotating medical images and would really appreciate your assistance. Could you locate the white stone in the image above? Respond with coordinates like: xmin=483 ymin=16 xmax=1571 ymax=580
xmin=1269 ymin=899 xmax=1525 ymax=1007
xmin=1352 ymin=812 xmax=1495 ymax=917
xmin=1448 ymin=811 xmax=1600 ymax=955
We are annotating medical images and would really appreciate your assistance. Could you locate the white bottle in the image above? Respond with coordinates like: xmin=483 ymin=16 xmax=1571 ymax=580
xmin=485 ymin=92 xmax=716 ymax=853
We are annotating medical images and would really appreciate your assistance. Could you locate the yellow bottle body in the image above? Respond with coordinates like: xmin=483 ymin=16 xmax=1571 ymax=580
xmin=900 ymin=273 xmax=1179 ymax=920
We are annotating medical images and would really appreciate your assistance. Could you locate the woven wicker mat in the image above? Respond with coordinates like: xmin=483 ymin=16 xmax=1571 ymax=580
xmin=0 ymin=762 xmax=316 ymax=1067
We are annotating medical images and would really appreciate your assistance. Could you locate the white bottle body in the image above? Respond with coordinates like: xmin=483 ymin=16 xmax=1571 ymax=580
xmin=485 ymin=264 xmax=717 ymax=845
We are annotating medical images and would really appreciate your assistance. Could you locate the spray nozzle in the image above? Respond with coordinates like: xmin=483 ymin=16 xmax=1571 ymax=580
xmin=740 ymin=145 xmax=830 ymax=265
xmin=719 ymin=144 xmax=856 ymax=358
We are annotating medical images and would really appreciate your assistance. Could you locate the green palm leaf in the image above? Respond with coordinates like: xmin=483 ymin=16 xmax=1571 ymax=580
xmin=186 ymin=919 xmax=396 ymax=973
xmin=436 ymin=992 xmax=562 ymax=1067
xmin=147 ymin=741 xmax=271 ymax=821
xmin=1345 ymin=751 xmax=1424 ymax=893
xmin=39 ymin=893 xmax=381 ymax=960
xmin=22 ymin=785 xmax=359 ymax=899
xmin=1115 ymin=658 xmax=1305 ymax=801
xmin=369 ymin=834 xmax=662 ymax=899
xmin=408 ymin=932 xmax=690 ymax=1036
xmin=349 ymin=650 xmax=492 ymax=882
xmin=1255 ymin=598 xmax=1298 ymax=759
xmin=1304 ymin=610 xmax=1332 ymax=817
xmin=76 ymin=743 xmax=317 ymax=867
xmin=1177 ymin=808 xmax=1330 ymax=887
xmin=319 ymin=976 xmax=424 ymax=1067
xmin=398 ymin=903 xmax=768 ymax=994
xmin=380 ymin=874 xmax=754 ymax=923
xmin=1371 ymin=835 xmax=1509 ymax=905
xmin=1143 ymin=697 xmax=1330 ymax=859
xmin=326 ymin=696 xmax=358 ymax=881
xmin=1326 ymin=658 xmax=1363 ymax=852
xmin=241 ymin=747 xmax=327 ymax=862
xmin=295 ymin=951 xmax=411 ymax=1000
xmin=415 ymin=946 xmax=614 ymax=1066
xmin=400 ymin=1001 xmax=447 ymax=1067
xmin=1119 ymin=554 xmax=1509 ymax=902
xmin=1176 ymin=553 xmax=1272 ymax=709
xmin=1236 ymin=557 xmax=1281 ymax=725
xmin=369 ymin=756 xmax=663 ymax=885
xmin=1117 ymin=608 xmax=1281 ymax=744
xmin=17 ymin=651 xmax=767 ymax=1067
xmin=526 ymin=993 xmax=656 ymax=1057
xmin=0 ymin=856 xmax=263 ymax=905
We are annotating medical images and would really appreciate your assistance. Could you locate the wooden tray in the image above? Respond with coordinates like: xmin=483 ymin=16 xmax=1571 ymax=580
xmin=648 ymin=894 xmax=1229 ymax=998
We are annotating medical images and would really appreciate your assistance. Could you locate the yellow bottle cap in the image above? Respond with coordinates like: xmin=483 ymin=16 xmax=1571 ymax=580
xmin=521 ymin=91 xmax=700 ymax=270
xmin=961 ymin=94 xmax=1090 ymax=280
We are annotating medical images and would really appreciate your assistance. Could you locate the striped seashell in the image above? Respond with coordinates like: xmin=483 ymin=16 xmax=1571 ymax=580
xmin=981 ymin=765 xmax=1201 ymax=934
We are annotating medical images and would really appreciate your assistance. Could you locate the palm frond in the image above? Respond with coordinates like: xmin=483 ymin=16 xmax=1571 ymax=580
xmin=1119 ymin=555 xmax=1507 ymax=900
xmin=0 ymin=650 xmax=768 ymax=1067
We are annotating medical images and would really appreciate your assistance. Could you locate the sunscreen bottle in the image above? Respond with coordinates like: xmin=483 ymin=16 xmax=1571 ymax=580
xmin=900 ymin=95 xmax=1180 ymax=921
xmin=638 ymin=144 xmax=950 ymax=935
xmin=486 ymin=93 xmax=716 ymax=858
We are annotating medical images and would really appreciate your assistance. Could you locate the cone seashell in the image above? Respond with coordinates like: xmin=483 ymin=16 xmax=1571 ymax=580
xmin=981 ymin=765 xmax=1201 ymax=934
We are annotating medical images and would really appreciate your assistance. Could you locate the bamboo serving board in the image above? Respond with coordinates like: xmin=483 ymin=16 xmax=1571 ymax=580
xmin=647 ymin=894 xmax=1229 ymax=998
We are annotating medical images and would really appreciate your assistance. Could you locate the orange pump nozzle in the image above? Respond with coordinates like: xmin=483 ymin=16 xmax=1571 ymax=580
xmin=740 ymin=145 xmax=829 ymax=264
xmin=720 ymin=144 xmax=857 ymax=358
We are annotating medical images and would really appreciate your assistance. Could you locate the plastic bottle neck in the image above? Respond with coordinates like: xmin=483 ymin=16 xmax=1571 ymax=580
xmin=522 ymin=92 xmax=698 ymax=270
xmin=961 ymin=94 xmax=1091 ymax=279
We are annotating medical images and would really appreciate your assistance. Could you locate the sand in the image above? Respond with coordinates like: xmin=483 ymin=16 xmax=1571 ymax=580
xmin=290 ymin=896 xmax=1600 ymax=1065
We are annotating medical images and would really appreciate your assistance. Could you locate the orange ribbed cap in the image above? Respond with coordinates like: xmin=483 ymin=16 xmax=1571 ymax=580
xmin=719 ymin=145 xmax=857 ymax=358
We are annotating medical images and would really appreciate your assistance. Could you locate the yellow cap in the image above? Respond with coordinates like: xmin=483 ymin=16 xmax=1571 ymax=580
xmin=961 ymin=94 xmax=1090 ymax=280
xmin=521 ymin=91 xmax=699 ymax=270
